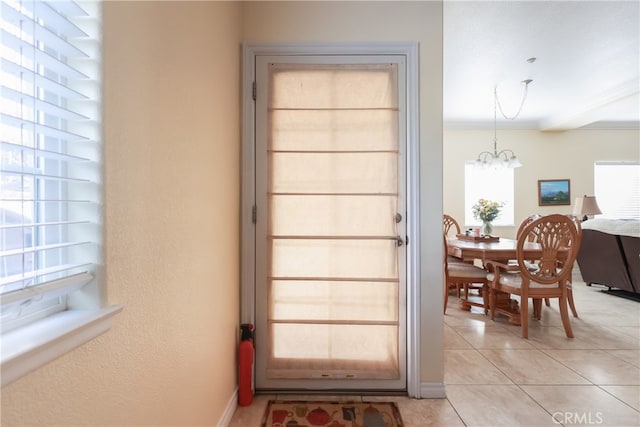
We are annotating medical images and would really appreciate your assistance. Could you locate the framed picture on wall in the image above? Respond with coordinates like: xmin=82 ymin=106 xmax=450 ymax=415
xmin=538 ymin=179 xmax=571 ymax=206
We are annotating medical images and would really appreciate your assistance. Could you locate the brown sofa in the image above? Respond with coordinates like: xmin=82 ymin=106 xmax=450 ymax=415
xmin=576 ymin=219 xmax=640 ymax=294
xmin=620 ymin=235 xmax=640 ymax=293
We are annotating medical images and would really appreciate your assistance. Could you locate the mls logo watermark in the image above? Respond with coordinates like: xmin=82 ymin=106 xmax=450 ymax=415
xmin=552 ymin=411 xmax=604 ymax=425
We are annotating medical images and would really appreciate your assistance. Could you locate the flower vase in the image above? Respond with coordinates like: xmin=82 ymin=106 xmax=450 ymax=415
xmin=482 ymin=221 xmax=493 ymax=236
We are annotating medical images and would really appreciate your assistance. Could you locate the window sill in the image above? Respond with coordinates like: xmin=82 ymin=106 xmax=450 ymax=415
xmin=1 ymin=305 xmax=123 ymax=387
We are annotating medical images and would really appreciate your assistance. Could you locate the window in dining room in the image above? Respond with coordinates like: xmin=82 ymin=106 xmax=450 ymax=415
xmin=464 ymin=163 xmax=514 ymax=227
xmin=594 ymin=162 xmax=640 ymax=220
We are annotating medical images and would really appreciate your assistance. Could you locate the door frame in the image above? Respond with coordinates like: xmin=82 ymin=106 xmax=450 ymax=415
xmin=240 ymin=42 xmax=421 ymax=397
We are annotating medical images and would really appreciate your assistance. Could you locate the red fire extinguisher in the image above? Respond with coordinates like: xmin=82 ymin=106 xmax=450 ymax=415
xmin=238 ymin=323 xmax=254 ymax=406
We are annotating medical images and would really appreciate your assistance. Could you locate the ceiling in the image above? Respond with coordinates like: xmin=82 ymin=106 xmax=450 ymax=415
xmin=443 ymin=0 xmax=640 ymax=130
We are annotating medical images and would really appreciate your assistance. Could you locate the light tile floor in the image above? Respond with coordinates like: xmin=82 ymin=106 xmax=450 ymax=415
xmin=229 ymin=274 xmax=640 ymax=426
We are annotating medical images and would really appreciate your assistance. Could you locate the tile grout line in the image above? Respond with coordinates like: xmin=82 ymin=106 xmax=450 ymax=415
xmin=442 ymin=396 xmax=470 ymax=427
xmin=537 ymin=347 xmax=600 ymax=385
xmin=593 ymin=385 xmax=640 ymax=414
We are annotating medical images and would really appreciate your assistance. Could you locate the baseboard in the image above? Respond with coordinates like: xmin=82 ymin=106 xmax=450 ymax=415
xmin=217 ymin=387 xmax=238 ymax=427
xmin=420 ymin=382 xmax=446 ymax=399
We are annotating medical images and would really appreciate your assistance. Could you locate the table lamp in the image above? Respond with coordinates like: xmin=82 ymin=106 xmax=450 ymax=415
xmin=572 ymin=195 xmax=602 ymax=221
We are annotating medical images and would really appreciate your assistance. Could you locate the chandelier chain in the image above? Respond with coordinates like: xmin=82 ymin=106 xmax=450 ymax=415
xmin=495 ymin=81 xmax=530 ymax=121
xmin=473 ymin=79 xmax=531 ymax=168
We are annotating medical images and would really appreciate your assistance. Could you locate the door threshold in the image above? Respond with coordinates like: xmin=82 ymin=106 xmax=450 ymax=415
xmin=257 ymin=389 xmax=408 ymax=397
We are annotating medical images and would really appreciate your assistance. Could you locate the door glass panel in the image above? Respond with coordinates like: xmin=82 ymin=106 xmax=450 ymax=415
xmin=271 ymin=280 xmax=398 ymax=321
xmin=270 ymin=239 xmax=398 ymax=279
xmin=261 ymin=61 xmax=403 ymax=384
xmin=270 ymin=152 xmax=398 ymax=194
xmin=270 ymin=195 xmax=397 ymax=236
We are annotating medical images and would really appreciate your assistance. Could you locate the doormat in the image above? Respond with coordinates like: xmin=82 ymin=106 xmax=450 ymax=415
xmin=261 ymin=400 xmax=404 ymax=427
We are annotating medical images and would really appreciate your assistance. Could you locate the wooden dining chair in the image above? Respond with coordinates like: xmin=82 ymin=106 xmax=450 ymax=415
xmin=538 ymin=215 xmax=582 ymax=319
xmin=443 ymin=236 xmax=488 ymax=314
xmin=510 ymin=214 xmax=542 ymax=268
xmin=514 ymin=214 xmax=576 ymax=318
xmin=443 ymin=214 xmax=461 ymax=237
xmin=516 ymin=214 xmax=542 ymax=241
xmin=485 ymin=214 xmax=580 ymax=338
xmin=443 ymin=214 xmax=475 ymax=300
xmin=515 ymin=214 xmax=547 ymax=317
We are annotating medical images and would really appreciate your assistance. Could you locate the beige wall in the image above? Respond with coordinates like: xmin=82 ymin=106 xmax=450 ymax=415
xmin=1 ymin=1 xmax=243 ymax=426
xmin=444 ymin=129 xmax=640 ymax=238
xmin=243 ymin=0 xmax=445 ymax=390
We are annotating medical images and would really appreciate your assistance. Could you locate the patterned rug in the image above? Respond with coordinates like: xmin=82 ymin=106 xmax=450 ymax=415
xmin=261 ymin=400 xmax=404 ymax=427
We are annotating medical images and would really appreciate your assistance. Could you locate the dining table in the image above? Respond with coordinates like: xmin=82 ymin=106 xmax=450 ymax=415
xmin=446 ymin=236 xmax=543 ymax=325
xmin=447 ymin=236 xmax=542 ymax=265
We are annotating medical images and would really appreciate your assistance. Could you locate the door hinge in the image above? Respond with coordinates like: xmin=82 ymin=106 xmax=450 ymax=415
xmin=252 ymin=81 xmax=257 ymax=101
xmin=252 ymin=205 xmax=257 ymax=224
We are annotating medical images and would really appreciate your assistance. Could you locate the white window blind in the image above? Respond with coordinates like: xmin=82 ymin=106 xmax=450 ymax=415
xmin=464 ymin=163 xmax=515 ymax=226
xmin=265 ymin=63 xmax=401 ymax=380
xmin=594 ymin=162 xmax=640 ymax=220
xmin=1 ymin=0 xmax=101 ymax=332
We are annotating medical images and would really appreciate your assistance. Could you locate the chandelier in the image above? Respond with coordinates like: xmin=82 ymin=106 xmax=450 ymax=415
xmin=474 ymin=78 xmax=533 ymax=169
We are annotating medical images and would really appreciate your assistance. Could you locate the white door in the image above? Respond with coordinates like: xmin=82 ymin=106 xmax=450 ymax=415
xmin=253 ymin=54 xmax=408 ymax=391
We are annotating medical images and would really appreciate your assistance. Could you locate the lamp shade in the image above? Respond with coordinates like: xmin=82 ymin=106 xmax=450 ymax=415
xmin=573 ymin=196 xmax=602 ymax=219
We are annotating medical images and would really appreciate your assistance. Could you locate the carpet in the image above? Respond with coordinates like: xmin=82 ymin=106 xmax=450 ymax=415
xmin=261 ymin=400 xmax=404 ymax=427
